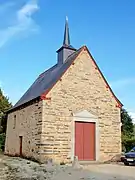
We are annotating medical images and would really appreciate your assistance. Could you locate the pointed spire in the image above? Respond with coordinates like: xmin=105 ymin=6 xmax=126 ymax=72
xmin=57 ymin=17 xmax=76 ymax=64
xmin=63 ymin=16 xmax=70 ymax=46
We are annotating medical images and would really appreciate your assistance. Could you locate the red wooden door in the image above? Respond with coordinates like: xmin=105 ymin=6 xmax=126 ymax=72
xmin=19 ymin=136 xmax=23 ymax=156
xmin=75 ymin=122 xmax=95 ymax=160
xmin=83 ymin=122 xmax=95 ymax=160
xmin=75 ymin=122 xmax=84 ymax=160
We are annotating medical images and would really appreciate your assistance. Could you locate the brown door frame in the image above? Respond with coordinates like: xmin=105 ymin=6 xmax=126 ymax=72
xmin=19 ymin=136 xmax=23 ymax=157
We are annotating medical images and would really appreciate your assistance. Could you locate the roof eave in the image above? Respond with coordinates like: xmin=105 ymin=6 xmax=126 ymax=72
xmin=56 ymin=45 xmax=76 ymax=53
xmin=7 ymin=96 xmax=40 ymax=114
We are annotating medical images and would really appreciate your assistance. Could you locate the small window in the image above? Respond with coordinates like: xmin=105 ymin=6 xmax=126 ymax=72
xmin=13 ymin=115 xmax=16 ymax=129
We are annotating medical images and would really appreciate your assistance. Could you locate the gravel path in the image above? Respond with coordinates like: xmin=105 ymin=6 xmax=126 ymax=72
xmin=0 ymin=154 xmax=135 ymax=180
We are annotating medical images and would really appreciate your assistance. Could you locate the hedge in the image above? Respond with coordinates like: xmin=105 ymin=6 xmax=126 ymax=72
xmin=0 ymin=133 xmax=6 ymax=151
xmin=122 ymin=138 xmax=135 ymax=152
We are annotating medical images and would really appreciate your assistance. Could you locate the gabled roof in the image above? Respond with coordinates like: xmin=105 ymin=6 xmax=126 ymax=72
xmin=9 ymin=46 xmax=122 ymax=113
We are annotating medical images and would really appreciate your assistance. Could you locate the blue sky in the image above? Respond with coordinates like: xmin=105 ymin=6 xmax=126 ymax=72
xmin=0 ymin=0 xmax=135 ymax=120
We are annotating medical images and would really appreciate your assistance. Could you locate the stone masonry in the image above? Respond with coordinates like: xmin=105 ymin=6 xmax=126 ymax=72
xmin=5 ymin=101 xmax=43 ymax=162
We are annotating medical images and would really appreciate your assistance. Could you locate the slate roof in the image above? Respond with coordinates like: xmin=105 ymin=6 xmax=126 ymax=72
xmin=11 ymin=47 xmax=83 ymax=111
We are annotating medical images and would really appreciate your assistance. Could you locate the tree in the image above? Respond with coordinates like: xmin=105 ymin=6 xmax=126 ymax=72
xmin=121 ymin=108 xmax=134 ymax=137
xmin=0 ymin=88 xmax=12 ymax=133
xmin=0 ymin=88 xmax=12 ymax=151
xmin=121 ymin=108 xmax=135 ymax=152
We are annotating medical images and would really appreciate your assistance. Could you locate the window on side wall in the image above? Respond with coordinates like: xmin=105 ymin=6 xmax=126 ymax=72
xmin=13 ymin=115 xmax=16 ymax=129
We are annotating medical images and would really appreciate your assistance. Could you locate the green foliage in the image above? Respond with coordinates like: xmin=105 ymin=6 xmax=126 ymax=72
xmin=122 ymin=136 xmax=135 ymax=152
xmin=0 ymin=88 xmax=12 ymax=151
xmin=121 ymin=108 xmax=134 ymax=137
xmin=121 ymin=108 xmax=135 ymax=152
xmin=0 ymin=133 xmax=6 ymax=151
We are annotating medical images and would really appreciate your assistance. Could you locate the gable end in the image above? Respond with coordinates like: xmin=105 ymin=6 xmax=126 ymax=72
xmin=83 ymin=46 xmax=122 ymax=108
xmin=41 ymin=46 xmax=122 ymax=108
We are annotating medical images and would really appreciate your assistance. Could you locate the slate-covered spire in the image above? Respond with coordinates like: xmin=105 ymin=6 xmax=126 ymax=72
xmin=63 ymin=16 xmax=70 ymax=46
xmin=57 ymin=17 xmax=76 ymax=64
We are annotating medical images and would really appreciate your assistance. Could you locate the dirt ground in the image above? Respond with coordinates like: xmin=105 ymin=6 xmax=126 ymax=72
xmin=0 ymin=154 xmax=135 ymax=180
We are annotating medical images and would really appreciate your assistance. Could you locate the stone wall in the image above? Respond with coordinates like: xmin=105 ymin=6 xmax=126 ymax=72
xmin=5 ymin=101 xmax=43 ymax=162
xmin=41 ymin=48 xmax=121 ymax=163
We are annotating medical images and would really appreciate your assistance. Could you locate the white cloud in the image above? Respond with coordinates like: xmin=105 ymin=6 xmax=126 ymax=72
xmin=0 ymin=0 xmax=39 ymax=48
xmin=110 ymin=78 xmax=135 ymax=90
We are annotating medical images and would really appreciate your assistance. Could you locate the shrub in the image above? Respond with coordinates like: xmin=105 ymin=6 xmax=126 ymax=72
xmin=0 ymin=133 xmax=6 ymax=151
xmin=122 ymin=137 xmax=135 ymax=152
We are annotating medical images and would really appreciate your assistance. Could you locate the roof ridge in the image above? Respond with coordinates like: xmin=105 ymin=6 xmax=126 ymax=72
xmin=38 ymin=64 xmax=58 ymax=78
